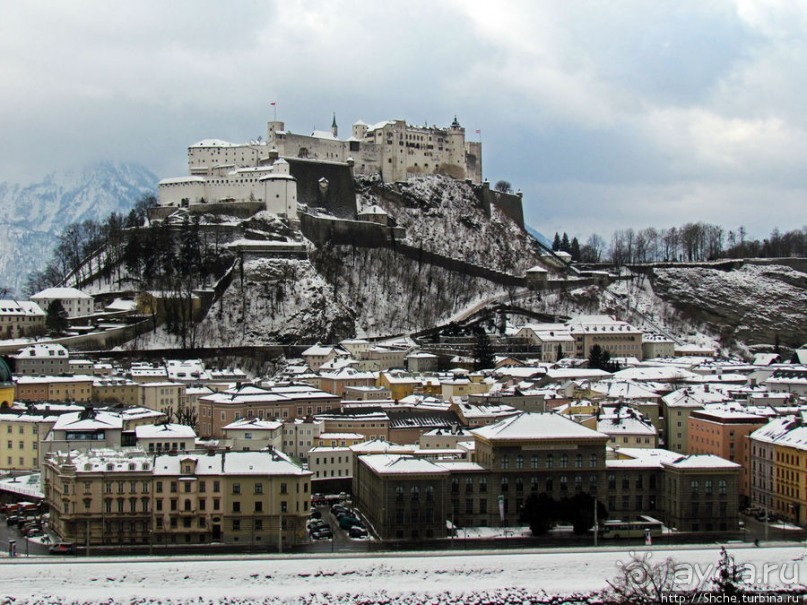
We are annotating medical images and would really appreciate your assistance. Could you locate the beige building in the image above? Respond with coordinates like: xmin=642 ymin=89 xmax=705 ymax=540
xmin=223 ymin=418 xmax=283 ymax=452
xmin=0 ymin=299 xmax=45 ymax=340
xmin=0 ymin=413 xmax=55 ymax=470
xmin=281 ymin=417 xmax=324 ymax=462
xmin=43 ymin=448 xmax=313 ymax=549
xmin=139 ymin=382 xmax=187 ymax=416
xmin=567 ymin=315 xmax=643 ymax=360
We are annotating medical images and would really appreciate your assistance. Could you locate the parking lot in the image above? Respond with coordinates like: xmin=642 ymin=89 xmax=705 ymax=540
xmin=1 ymin=502 xmax=55 ymax=557
xmin=302 ymin=496 xmax=373 ymax=554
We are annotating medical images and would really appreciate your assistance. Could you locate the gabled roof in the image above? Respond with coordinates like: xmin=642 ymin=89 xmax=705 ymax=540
xmin=472 ymin=412 xmax=608 ymax=442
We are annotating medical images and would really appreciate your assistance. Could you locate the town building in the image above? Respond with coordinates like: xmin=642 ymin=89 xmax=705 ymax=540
xmin=13 ymin=343 xmax=70 ymax=376
xmin=15 ymin=375 xmax=95 ymax=403
xmin=0 ymin=299 xmax=45 ymax=340
xmin=135 ymin=423 xmax=197 ymax=454
xmin=566 ymin=315 xmax=643 ymax=360
xmin=42 ymin=448 xmax=313 ymax=548
xmin=30 ymin=287 xmax=94 ymax=318
xmin=223 ymin=418 xmax=283 ymax=452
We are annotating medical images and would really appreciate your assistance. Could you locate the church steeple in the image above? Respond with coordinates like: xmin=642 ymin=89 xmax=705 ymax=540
xmin=331 ymin=113 xmax=338 ymax=138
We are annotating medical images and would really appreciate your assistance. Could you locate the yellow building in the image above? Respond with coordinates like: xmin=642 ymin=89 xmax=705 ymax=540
xmin=0 ymin=358 xmax=14 ymax=407
xmin=0 ymin=414 xmax=56 ymax=470
xmin=378 ymin=372 xmax=421 ymax=401
xmin=773 ymin=425 xmax=807 ymax=525
xmin=93 ymin=378 xmax=140 ymax=406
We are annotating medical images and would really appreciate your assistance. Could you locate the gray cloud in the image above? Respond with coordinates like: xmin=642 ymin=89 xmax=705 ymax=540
xmin=1 ymin=0 xmax=806 ymax=242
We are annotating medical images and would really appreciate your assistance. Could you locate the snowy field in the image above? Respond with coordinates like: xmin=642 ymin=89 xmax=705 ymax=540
xmin=1 ymin=544 xmax=805 ymax=604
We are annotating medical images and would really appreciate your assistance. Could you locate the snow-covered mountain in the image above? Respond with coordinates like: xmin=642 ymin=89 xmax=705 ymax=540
xmin=0 ymin=162 xmax=157 ymax=295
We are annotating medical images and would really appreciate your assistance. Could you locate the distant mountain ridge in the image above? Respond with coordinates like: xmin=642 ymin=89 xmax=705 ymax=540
xmin=0 ymin=162 xmax=156 ymax=295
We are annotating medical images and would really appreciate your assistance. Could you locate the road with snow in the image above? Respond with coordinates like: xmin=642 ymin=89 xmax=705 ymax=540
xmin=2 ymin=543 xmax=804 ymax=603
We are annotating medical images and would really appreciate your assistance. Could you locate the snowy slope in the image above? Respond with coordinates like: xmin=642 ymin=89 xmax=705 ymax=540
xmin=361 ymin=175 xmax=543 ymax=274
xmin=0 ymin=162 xmax=157 ymax=295
xmin=1 ymin=546 xmax=803 ymax=604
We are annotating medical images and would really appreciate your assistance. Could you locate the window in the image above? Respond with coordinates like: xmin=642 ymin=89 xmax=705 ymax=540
xmin=233 ymin=520 xmax=240 ymax=531
xmin=233 ymin=501 xmax=241 ymax=513
xmin=575 ymin=454 xmax=583 ymax=468
xmin=255 ymin=501 xmax=263 ymax=513
xmin=516 ymin=455 xmax=524 ymax=469
xmin=590 ymin=454 xmax=598 ymax=468
xmin=280 ymin=483 xmax=287 ymax=494
xmin=199 ymin=481 xmax=206 ymax=493
xmin=501 ymin=455 xmax=509 ymax=470
xmin=718 ymin=480 xmax=727 ymax=495
xmin=280 ymin=501 xmax=287 ymax=513
xmin=396 ymin=486 xmax=404 ymax=502
xmin=531 ymin=454 xmax=539 ymax=469
xmin=479 ymin=477 xmax=487 ymax=493
xmin=255 ymin=483 xmax=263 ymax=495
xmin=516 ymin=477 xmax=524 ymax=492
xmin=560 ymin=454 xmax=568 ymax=468
xmin=501 ymin=477 xmax=509 ymax=492
xmin=546 ymin=454 xmax=554 ymax=469
xmin=560 ymin=476 xmax=568 ymax=491
xmin=411 ymin=486 xmax=419 ymax=501
xmin=465 ymin=478 xmax=473 ymax=493
xmin=213 ymin=480 xmax=220 ymax=493
xmin=426 ymin=486 xmax=434 ymax=501
xmin=608 ymin=474 xmax=616 ymax=489
xmin=233 ymin=483 xmax=241 ymax=495
xmin=705 ymin=480 xmax=713 ymax=496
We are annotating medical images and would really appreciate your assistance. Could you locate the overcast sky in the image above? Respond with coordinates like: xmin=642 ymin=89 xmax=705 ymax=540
xmin=2 ymin=0 xmax=806 ymax=241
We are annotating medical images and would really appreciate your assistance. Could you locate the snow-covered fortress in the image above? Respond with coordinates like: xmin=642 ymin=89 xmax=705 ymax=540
xmin=158 ymin=115 xmax=482 ymax=213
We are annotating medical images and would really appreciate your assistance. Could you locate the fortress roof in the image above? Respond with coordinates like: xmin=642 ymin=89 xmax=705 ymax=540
xmin=189 ymin=139 xmax=238 ymax=148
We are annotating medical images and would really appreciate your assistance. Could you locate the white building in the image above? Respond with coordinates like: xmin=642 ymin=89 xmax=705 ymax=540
xmin=31 ymin=287 xmax=94 ymax=318
xmin=223 ymin=418 xmax=283 ymax=452
xmin=135 ymin=423 xmax=197 ymax=454
xmin=158 ymin=158 xmax=298 ymax=216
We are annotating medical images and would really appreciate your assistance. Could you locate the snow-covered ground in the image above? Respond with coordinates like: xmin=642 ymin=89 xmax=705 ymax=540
xmin=2 ymin=545 xmax=804 ymax=603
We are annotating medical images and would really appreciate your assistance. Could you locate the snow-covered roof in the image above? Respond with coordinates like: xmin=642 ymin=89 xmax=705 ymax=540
xmin=0 ymin=300 xmax=44 ymax=316
xmin=135 ymin=423 xmax=197 ymax=440
xmin=158 ymin=176 xmax=206 ymax=185
xmin=597 ymin=416 xmax=657 ymax=436
xmin=663 ymin=454 xmax=741 ymax=470
xmin=189 ymin=139 xmax=238 ymax=148
xmin=359 ymin=454 xmax=449 ymax=475
xmin=223 ymin=418 xmax=283 ymax=431
xmin=31 ymin=287 xmax=92 ymax=300
xmin=472 ymin=412 xmax=608 ymax=442
xmin=358 ymin=205 xmax=389 ymax=216
xmin=52 ymin=410 xmax=123 ymax=431
xmin=350 ymin=439 xmax=414 ymax=455
xmin=153 ymin=450 xmax=310 ymax=476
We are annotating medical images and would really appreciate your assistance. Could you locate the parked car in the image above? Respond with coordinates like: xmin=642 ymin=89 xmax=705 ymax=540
xmin=311 ymin=527 xmax=333 ymax=540
xmin=330 ymin=504 xmax=348 ymax=515
xmin=48 ymin=542 xmax=75 ymax=555
xmin=6 ymin=515 xmax=22 ymax=527
xmin=308 ymin=519 xmax=327 ymax=532
xmin=339 ymin=515 xmax=361 ymax=530
xmin=309 ymin=510 xmax=322 ymax=520
xmin=348 ymin=526 xmax=368 ymax=538
xmin=25 ymin=527 xmax=44 ymax=538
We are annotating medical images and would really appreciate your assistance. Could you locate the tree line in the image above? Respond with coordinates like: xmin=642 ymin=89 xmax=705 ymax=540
xmin=24 ymin=193 xmax=231 ymax=347
xmin=552 ymin=223 xmax=807 ymax=265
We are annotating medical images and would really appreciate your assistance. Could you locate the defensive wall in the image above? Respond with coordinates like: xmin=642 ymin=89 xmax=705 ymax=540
xmin=299 ymin=212 xmax=526 ymax=287
xmin=286 ymin=158 xmax=357 ymax=218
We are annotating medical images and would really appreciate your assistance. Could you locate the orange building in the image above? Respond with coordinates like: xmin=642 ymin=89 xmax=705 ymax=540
xmin=687 ymin=407 xmax=768 ymax=501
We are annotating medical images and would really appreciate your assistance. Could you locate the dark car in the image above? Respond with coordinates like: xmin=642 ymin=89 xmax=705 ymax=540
xmin=311 ymin=527 xmax=333 ymax=539
xmin=6 ymin=515 xmax=22 ymax=526
xmin=348 ymin=526 xmax=368 ymax=538
xmin=330 ymin=504 xmax=348 ymax=515
xmin=339 ymin=515 xmax=361 ymax=530
xmin=309 ymin=510 xmax=322 ymax=519
xmin=48 ymin=543 xmax=75 ymax=555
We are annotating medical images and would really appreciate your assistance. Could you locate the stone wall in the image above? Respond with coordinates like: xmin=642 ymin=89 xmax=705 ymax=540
xmin=286 ymin=159 xmax=357 ymax=218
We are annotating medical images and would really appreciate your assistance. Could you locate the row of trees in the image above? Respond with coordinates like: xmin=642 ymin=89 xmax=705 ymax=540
xmin=25 ymin=194 xmax=158 ymax=295
xmin=571 ymin=223 xmax=807 ymax=265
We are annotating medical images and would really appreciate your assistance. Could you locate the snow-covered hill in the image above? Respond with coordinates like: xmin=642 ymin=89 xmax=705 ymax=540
xmin=0 ymin=162 xmax=156 ymax=295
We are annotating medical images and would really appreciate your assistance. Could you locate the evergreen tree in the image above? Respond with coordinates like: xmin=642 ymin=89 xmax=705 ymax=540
xmin=570 ymin=237 xmax=581 ymax=261
xmin=552 ymin=232 xmax=561 ymax=251
xmin=561 ymin=232 xmax=571 ymax=252
xmin=473 ymin=327 xmax=495 ymax=371
xmin=45 ymin=300 xmax=69 ymax=335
